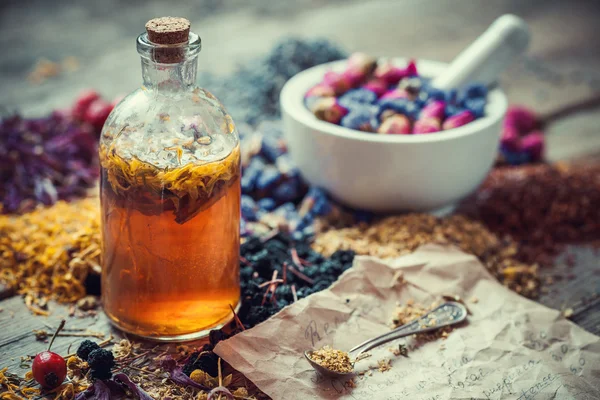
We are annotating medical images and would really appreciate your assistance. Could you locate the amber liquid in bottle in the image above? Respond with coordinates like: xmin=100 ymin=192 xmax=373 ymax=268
xmin=100 ymin=17 xmax=241 ymax=340
xmin=100 ymin=153 xmax=240 ymax=339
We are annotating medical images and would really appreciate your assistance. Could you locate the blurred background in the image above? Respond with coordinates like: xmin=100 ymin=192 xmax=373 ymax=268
xmin=1 ymin=0 xmax=600 ymax=160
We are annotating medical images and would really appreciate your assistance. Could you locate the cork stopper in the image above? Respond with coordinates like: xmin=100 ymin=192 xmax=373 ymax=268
xmin=146 ymin=17 xmax=191 ymax=45
xmin=144 ymin=17 xmax=191 ymax=63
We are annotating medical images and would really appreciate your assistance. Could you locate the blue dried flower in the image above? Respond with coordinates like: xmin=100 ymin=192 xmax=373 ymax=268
xmin=463 ymin=98 xmax=486 ymax=119
xmin=255 ymin=166 xmax=281 ymax=191
xmin=241 ymin=195 xmax=259 ymax=221
xmin=257 ymin=197 xmax=276 ymax=211
xmin=340 ymin=108 xmax=374 ymax=131
xmin=464 ymin=83 xmax=488 ymax=100
xmin=338 ymin=88 xmax=378 ymax=109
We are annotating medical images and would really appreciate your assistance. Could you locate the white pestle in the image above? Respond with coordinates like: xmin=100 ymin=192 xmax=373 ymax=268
xmin=431 ymin=14 xmax=530 ymax=91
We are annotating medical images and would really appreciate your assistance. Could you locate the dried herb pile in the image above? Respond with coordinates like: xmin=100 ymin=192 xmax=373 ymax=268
xmin=199 ymin=38 xmax=347 ymax=126
xmin=238 ymin=232 xmax=355 ymax=327
xmin=0 ymin=90 xmax=114 ymax=215
xmin=462 ymin=162 xmax=600 ymax=265
xmin=313 ymin=214 xmax=539 ymax=297
xmin=0 ymin=114 xmax=98 ymax=215
xmin=0 ymin=198 xmax=100 ymax=309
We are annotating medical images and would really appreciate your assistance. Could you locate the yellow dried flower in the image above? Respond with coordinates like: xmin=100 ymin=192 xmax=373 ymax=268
xmin=308 ymin=345 xmax=353 ymax=373
xmin=100 ymin=143 xmax=240 ymax=224
xmin=189 ymin=369 xmax=217 ymax=387
xmin=233 ymin=387 xmax=249 ymax=397
xmin=0 ymin=198 xmax=100 ymax=305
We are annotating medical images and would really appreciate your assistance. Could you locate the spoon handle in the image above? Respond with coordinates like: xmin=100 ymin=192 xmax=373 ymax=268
xmin=349 ymin=302 xmax=468 ymax=357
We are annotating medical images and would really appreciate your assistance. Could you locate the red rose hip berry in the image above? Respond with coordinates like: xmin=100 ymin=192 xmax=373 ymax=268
xmin=32 ymin=351 xmax=67 ymax=389
xmin=32 ymin=319 xmax=67 ymax=389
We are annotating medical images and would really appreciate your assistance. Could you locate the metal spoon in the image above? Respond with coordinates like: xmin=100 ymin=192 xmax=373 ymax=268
xmin=304 ymin=301 xmax=468 ymax=379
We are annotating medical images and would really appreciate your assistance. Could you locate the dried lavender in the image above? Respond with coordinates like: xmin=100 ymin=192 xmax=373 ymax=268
xmin=199 ymin=37 xmax=347 ymax=126
xmin=0 ymin=113 xmax=99 ymax=214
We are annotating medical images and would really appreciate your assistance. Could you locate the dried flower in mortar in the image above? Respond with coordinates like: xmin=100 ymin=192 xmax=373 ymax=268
xmin=362 ymin=78 xmax=388 ymax=97
xmin=413 ymin=117 xmax=442 ymax=134
xmin=322 ymin=70 xmax=352 ymax=95
xmin=442 ymin=110 xmax=475 ymax=130
xmin=340 ymin=108 xmax=374 ymax=132
xmin=420 ymin=100 xmax=446 ymax=120
xmin=311 ymin=97 xmax=349 ymax=124
xmin=377 ymin=114 xmax=411 ymax=134
xmin=380 ymin=88 xmax=411 ymax=101
xmin=308 ymin=345 xmax=353 ymax=373
xmin=346 ymin=52 xmax=378 ymax=76
xmin=338 ymin=88 xmax=378 ymax=109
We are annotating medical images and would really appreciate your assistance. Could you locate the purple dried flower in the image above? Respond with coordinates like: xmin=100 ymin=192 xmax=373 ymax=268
xmin=380 ymin=89 xmax=410 ymax=101
xmin=208 ymin=386 xmax=235 ymax=400
xmin=504 ymin=105 xmax=538 ymax=134
xmin=442 ymin=110 xmax=475 ymax=130
xmin=500 ymin=126 xmax=521 ymax=152
xmin=520 ymin=131 xmax=545 ymax=161
xmin=0 ymin=113 xmax=99 ymax=214
xmin=413 ymin=117 xmax=442 ymax=134
xmin=113 ymin=373 xmax=154 ymax=400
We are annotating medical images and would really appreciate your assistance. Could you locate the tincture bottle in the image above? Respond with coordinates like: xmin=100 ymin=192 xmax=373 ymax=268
xmin=99 ymin=17 xmax=240 ymax=341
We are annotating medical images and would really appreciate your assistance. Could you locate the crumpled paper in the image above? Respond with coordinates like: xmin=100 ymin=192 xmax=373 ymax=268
xmin=215 ymin=245 xmax=600 ymax=399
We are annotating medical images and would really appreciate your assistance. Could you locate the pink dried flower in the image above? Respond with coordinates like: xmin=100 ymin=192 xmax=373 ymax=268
xmin=520 ymin=131 xmax=545 ymax=161
xmin=374 ymin=61 xmax=406 ymax=85
xmin=500 ymin=126 xmax=520 ymax=152
xmin=377 ymin=114 xmax=411 ymax=134
xmin=413 ymin=117 xmax=442 ymax=134
xmin=504 ymin=106 xmax=538 ymax=134
xmin=442 ymin=110 xmax=475 ymax=130
xmin=380 ymin=89 xmax=410 ymax=100
xmin=341 ymin=68 xmax=368 ymax=87
xmin=305 ymin=84 xmax=335 ymax=98
xmin=347 ymin=52 xmax=378 ymax=75
xmin=322 ymin=71 xmax=352 ymax=95
xmin=420 ymin=101 xmax=446 ymax=120
xmin=312 ymin=97 xmax=349 ymax=124
xmin=404 ymin=59 xmax=418 ymax=77
xmin=363 ymin=78 xmax=388 ymax=97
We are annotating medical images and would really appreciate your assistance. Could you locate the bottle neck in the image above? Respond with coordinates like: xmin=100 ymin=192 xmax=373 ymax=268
xmin=141 ymin=57 xmax=198 ymax=91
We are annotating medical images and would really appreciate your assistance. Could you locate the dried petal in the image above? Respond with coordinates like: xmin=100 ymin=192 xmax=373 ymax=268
xmin=442 ymin=110 xmax=475 ymax=130
xmin=520 ymin=131 xmax=545 ymax=161
xmin=374 ymin=61 xmax=406 ymax=85
xmin=413 ymin=117 xmax=441 ymax=134
xmin=420 ymin=101 xmax=446 ymax=120
xmin=377 ymin=114 xmax=411 ymax=134
xmin=380 ymin=89 xmax=410 ymax=101
xmin=311 ymin=98 xmax=349 ymax=124
xmin=363 ymin=79 xmax=388 ymax=97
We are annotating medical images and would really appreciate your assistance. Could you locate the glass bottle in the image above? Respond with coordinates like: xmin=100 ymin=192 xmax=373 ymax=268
xmin=99 ymin=17 xmax=241 ymax=341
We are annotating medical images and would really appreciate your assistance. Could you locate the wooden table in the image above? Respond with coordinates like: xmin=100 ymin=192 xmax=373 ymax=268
xmin=1 ymin=0 xmax=599 ymax=388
